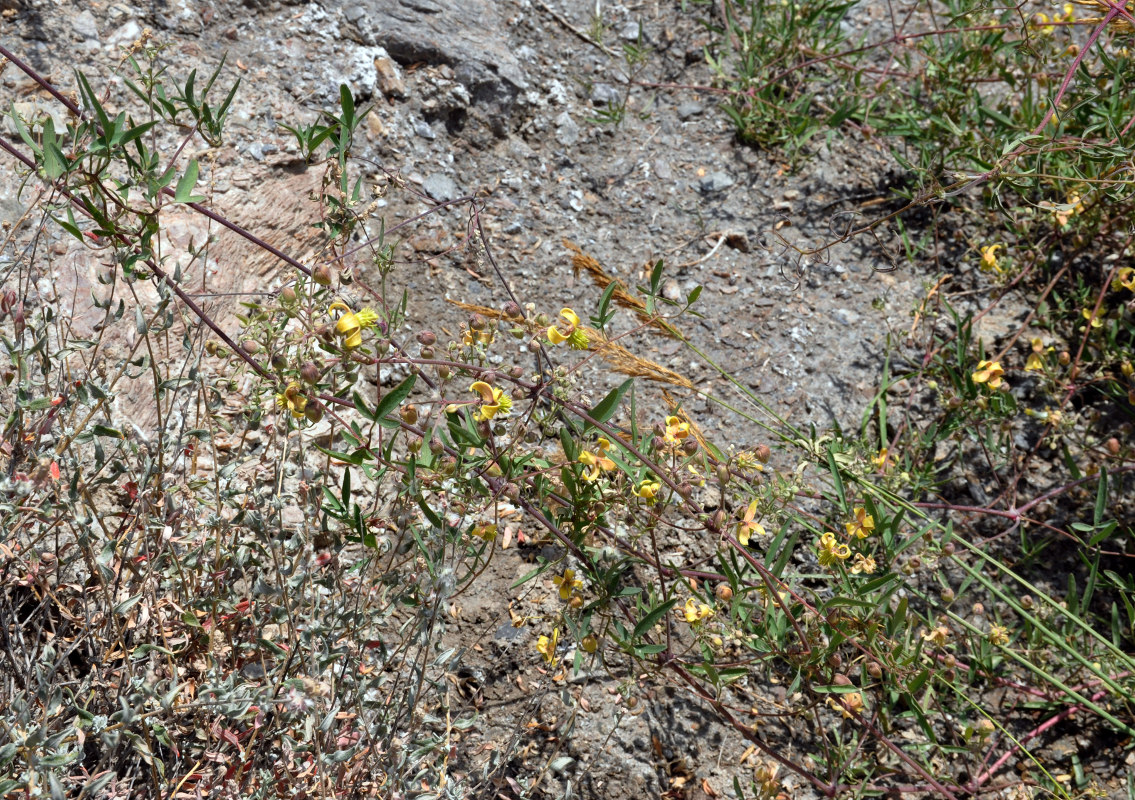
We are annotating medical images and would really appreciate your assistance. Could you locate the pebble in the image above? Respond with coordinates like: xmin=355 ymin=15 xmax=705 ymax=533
xmin=653 ymin=159 xmax=672 ymax=180
xmin=554 ymin=111 xmax=579 ymax=146
xmin=831 ymin=308 xmax=859 ymax=326
xmin=374 ymin=53 xmax=406 ymax=98
xmin=423 ymin=173 xmax=459 ymax=203
xmin=413 ymin=119 xmax=437 ymax=139
xmin=699 ymin=171 xmax=734 ymax=193
xmin=107 ymin=21 xmax=142 ymax=48
xmin=677 ymin=101 xmax=704 ymax=120
xmin=590 ymin=83 xmax=621 ymax=106
xmin=72 ymin=10 xmax=99 ymax=41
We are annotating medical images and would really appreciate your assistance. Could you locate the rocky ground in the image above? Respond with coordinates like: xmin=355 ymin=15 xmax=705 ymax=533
xmin=1 ymin=0 xmax=1051 ymax=798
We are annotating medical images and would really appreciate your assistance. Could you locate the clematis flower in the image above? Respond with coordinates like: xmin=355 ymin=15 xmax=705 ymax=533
xmin=1032 ymin=11 xmax=1055 ymax=33
xmin=469 ymin=380 xmax=512 ymax=421
xmin=972 ymin=360 xmax=1005 ymax=389
xmin=922 ymin=625 xmax=951 ymax=646
xmin=1025 ymin=337 xmax=1052 ymax=371
xmin=850 ymin=552 xmax=876 ymax=575
xmin=1082 ymin=307 xmax=1105 ymax=329
xmin=736 ymin=500 xmax=765 ymax=546
xmin=817 ymin=532 xmax=851 ymax=568
xmin=579 ymin=438 xmax=617 ymax=481
xmin=552 ymin=568 xmax=582 ymax=601
xmin=547 ymin=308 xmax=589 ymax=349
xmin=872 ymin=448 xmax=889 ymax=470
xmin=677 ymin=597 xmax=714 ymax=624
xmin=979 ymin=244 xmax=1002 ymax=273
xmin=275 ymin=382 xmax=308 ymax=419
xmin=536 ymin=628 xmax=559 ymax=664
xmin=827 ymin=692 xmax=864 ymax=719
xmin=632 ymin=478 xmax=662 ymax=503
xmin=845 ymin=507 xmax=875 ymax=539
xmin=329 ymin=302 xmax=379 ymax=349
xmin=1113 ymin=267 xmax=1135 ymax=293
xmin=663 ymin=415 xmax=690 ymax=447
xmin=988 ymin=624 xmax=1010 ymax=646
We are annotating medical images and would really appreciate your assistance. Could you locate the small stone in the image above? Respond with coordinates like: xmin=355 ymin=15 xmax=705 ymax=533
xmin=677 ymin=101 xmax=704 ymax=120
xmin=413 ymin=118 xmax=436 ymax=139
xmin=72 ymin=10 xmax=99 ymax=40
xmin=246 ymin=142 xmax=277 ymax=162
xmin=423 ymin=173 xmax=459 ymax=203
xmin=374 ymin=54 xmax=405 ymax=98
xmin=620 ymin=21 xmax=645 ymax=41
xmin=832 ymin=308 xmax=859 ymax=326
xmin=554 ymin=111 xmax=579 ymax=146
xmin=653 ymin=159 xmax=672 ymax=180
xmin=590 ymin=83 xmax=621 ymax=106
xmin=107 ymin=20 xmax=142 ymax=48
xmin=343 ymin=5 xmax=365 ymax=23
xmin=784 ymin=189 xmax=801 ymax=200
xmin=699 ymin=171 xmax=735 ymax=193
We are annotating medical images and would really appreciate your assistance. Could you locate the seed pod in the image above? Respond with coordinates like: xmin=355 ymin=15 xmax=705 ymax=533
xmin=682 ymin=438 xmax=698 ymax=456
xmin=716 ymin=464 xmax=731 ymax=485
xmin=581 ymin=634 xmax=599 ymax=653
xmin=1106 ymin=438 xmax=1120 ymax=455
xmin=509 ymin=365 xmax=525 ymax=379
xmin=715 ymin=584 xmax=733 ymax=602
xmin=469 ymin=313 xmax=487 ymax=331
xmin=833 ymin=673 xmax=852 ymax=686
xmin=754 ymin=444 xmax=771 ymax=463
xmin=1058 ymin=351 xmax=1071 ymax=366
xmin=271 ymin=353 xmax=288 ymax=371
xmin=280 ymin=286 xmax=298 ymax=305
xmin=419 ymin=346 xmax=435 ymax=360
xmin=304 ymin=403 xmax=324 ymax=424
xmin=941 ymin=542 xmax=956 ymax=557
xmin=417 ymin=330 xmax=437 ymax=346
xmin=312 ymin=264 xmax=332 ymax=286
xmin=300 ymin=362 xmax=321 ymax=384
xmin=241 ymin=340 xmax=261 ymax=355
xmin=866 ymin=661 xmax=883 ymax=679
xmin=400 ymin=404 xmax=419 ymax=425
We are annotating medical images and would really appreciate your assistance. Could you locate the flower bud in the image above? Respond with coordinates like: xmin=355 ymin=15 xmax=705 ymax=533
xmin=436 ymin=365 xmax=451 ymax=379
xmin=271 ymin=353 xmax=288 ymax=371
xmin=711 ymin=509 xmax=727 ymax=531
xmin=1106 ymin=437 xmax=1120 ymax=455
xmin=417 ymin=330 xmax=437 ymax=346
xmin=1058 ymin=351 xmax=1071 ymax=366
xmin=312 ymin=265 xmax=332 ymax=286
xmin=280 ymin=286 xmax=298 ymax=305
xmin=581 ymin=634 xmax=599 ymax=653
xmin=716 ymin=464 xmax=731 ymax=485
xmin=941 ymin=542 xmax=955 ymax=557
xmin=828 ymin=653 xmax=842 ymax=670
xmin=241 ymin=339 xmax=261 ymax=354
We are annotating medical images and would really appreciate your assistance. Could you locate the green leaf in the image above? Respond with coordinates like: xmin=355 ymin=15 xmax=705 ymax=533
xmin=586 ymin=378 xmax=633 ymax=429
xmin=372 ymin=374 xmax=417 ymax=422
xmin=91 ymin=424 xmax=125 ymax=439
xmin=649 ymin=258 xmax=665 ymax=295
xmin=174 ymin=158 xmax=202 ymax=203
xmin=1094 ymin=468 xmax=1109 ymax=527
xmin=633 ymin=597 xmax=678 ymax=641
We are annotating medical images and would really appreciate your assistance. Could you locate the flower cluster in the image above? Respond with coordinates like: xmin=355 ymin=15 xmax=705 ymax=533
xmin=817 ymin=532 xmax=851 ymax=567
xmin=817 ymin=508 xmax=877 ymax=573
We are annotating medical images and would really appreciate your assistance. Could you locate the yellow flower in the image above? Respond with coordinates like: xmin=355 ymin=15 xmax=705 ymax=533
xmin=736 ymin=500 xmax=766 ymax=546
xmin=1054 ymin=192 xmax=1083 ymax=226
xmin=827 ymin=692 xmax=864 ymax=719
xmin=663 ymin=415 xmax=690 ymax=447
xmin=536 ymin=628 xmax=559 ymax=664
xmin=547 ymin=308 xmax=588 ymax=350
xmin=922 ymin=625 xmax=950 ymax=646
xmin=850 ymin=552 xmax=876 ymax=575
xmin=1082 ymin=307 xmax=1105 ymax=329
xmin=469 ymin=380 xmax=512 ymax=421
xmin=845 ymin=507 xmax=875 ymax=539
xmin=972 ymin=360 xmax=1005 ymax=389
xmin=552 ymin=568 xmax=582 ymax=601
xmin=1114 ymin=267 xmax=1135 ymax=293
xmin=988 ymin=624 xmax=1010 ymax=646
xmin=872 ymin=448 xmax=889 ymax=469
xmin=677 ymin=597 xmax=714 ymax=624
xmin=471 ymin=523 xmax=498 ymax=542
xmin=817 ymin=532 xmax=851 ymax=567
xmin=633 ymin=478 xmax=662 ymax=503
xmin=275 ymin=382 xmax=308 ymax=419
xmin=1032 ymin=11 xmax=1055 ymax=33
xmin=579 ymin=437 xmax=617 ymax=481
xmin=329 ymin=302 xmax=379 ymax=350
xmin=1025 ymin=337 xmax=1052 ymax=371
xmin=979 ymin=244 xmax=1002 ymax=273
